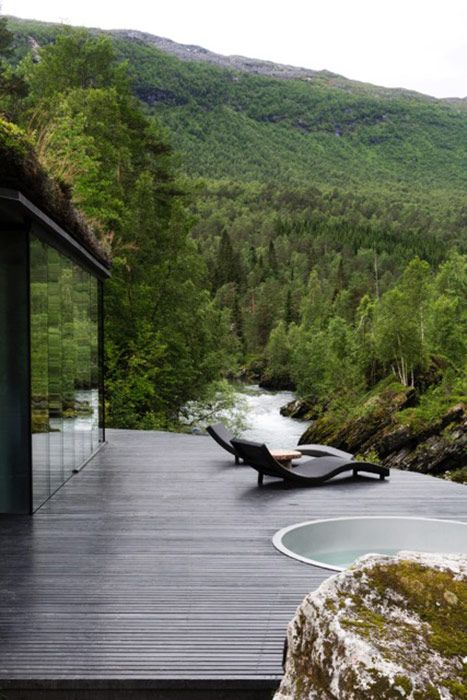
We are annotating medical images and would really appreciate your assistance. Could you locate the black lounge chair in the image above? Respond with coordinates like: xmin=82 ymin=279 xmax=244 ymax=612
xmin=206 ymin=423 xmax=242 ymax=464
xmin=231 ymin=438 xmax=389 ymax=486
xmin=206 ymin=422 xmax=353 ymax=464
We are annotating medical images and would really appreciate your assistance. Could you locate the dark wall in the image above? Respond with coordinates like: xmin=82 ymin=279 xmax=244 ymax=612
xmin=0 ymin=230 xmax=31 ymax=513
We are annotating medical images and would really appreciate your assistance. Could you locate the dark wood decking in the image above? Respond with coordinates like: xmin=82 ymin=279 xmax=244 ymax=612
xmin=1 ymin=429 xmax=466 ymax=698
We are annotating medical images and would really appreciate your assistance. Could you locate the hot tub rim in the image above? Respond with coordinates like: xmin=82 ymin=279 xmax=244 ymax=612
xmin=272 ymin=515 xmax=467 ymax=572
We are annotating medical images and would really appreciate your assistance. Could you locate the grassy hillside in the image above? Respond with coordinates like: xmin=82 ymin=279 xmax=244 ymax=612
xmin=7 ymin=16 xmax=467 ymax=197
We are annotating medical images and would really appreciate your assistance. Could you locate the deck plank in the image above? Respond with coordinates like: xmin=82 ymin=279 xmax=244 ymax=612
xmin=0 ymin=428 xmax=466 ymax=693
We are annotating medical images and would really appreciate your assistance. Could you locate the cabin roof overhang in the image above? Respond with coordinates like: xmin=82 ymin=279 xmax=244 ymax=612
xmin=0 ymin=188 xmax=110 ymax=279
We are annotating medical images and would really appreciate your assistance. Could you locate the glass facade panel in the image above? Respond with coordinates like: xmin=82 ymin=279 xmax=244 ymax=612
xmin=61 ymin=258 xmax=76 ymax=473
xmin=90 ymin=278 xmax=100 ymax=452
xmin=30 ymin=238 xmax=50 ymax=511
xmin=47 ymin=247 xmax=64 ymax=493
xmin=30 ymin=236 xmax=102 ymax=511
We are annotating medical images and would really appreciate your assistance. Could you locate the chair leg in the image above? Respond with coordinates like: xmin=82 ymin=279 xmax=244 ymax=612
xmin=353 ymin=468 xmax=358 ymax=478
xmin=235 ymin=455 xmax=240 ymax=465
xmin=258 ymin=472 xmax=264 ymax=486
xmin=380 ymin=474 xmax=385 ymax=480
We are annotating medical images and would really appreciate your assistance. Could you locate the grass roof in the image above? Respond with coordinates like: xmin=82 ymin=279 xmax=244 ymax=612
xmin=0 ymin=117 xmax=110 ymax=267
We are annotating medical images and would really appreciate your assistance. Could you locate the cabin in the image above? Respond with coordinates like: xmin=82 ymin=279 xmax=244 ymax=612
xmin=0 ymin=119 xmax=110 ymax=513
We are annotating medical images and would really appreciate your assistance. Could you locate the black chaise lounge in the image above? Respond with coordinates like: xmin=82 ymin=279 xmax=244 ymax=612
xmin=206 ymin=423 xmax=243 ymax=464
xmin=231 ymin=438 xmax=389 ymax=486
xmin=206 ymin=422 xmax=354 ymax=464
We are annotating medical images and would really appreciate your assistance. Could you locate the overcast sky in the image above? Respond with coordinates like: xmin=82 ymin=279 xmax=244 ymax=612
xmin=3 ymin=0 xmax=467 ymax=98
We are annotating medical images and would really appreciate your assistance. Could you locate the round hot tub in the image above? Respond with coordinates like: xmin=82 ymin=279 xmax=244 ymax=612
xmin=272 ymin=516 xmax=467 ymax=571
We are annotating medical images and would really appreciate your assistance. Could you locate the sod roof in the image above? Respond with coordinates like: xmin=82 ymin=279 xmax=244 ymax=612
xmin=0 ymin=118 xmax=110 ymax=267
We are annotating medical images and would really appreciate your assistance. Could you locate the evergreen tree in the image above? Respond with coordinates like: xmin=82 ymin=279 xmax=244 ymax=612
xmin=212 ymin=229 xmax=243 ymax=290
xmin=267 ymin=239 xmax=278 ymax=277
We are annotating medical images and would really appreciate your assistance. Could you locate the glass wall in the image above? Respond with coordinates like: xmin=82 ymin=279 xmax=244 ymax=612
xmin=30 ymin=236 xmax=102 ymax=511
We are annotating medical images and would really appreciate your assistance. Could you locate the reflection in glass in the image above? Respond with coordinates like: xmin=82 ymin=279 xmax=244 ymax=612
xmin=30 ymin=238 xmax=49 ymax=511
xmin=30 ymin=236 xmax=102 ymax=510
xmin=90 ymin=278 xmax=99 ymax=452
xmin=48 ymin=247 xmax=64 ymax=493
xmin=61 ymin=258 xmax=75 ymax=472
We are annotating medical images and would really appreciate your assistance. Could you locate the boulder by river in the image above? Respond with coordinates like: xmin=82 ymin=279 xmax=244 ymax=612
xmin=275 ymin=551 xmax=467 ymax=700
xmin=280 ymin=398 xmax=319 ymax=420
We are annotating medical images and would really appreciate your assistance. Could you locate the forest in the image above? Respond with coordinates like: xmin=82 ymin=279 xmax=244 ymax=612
xmin=1 ymin=16 xmax=466 ymax=479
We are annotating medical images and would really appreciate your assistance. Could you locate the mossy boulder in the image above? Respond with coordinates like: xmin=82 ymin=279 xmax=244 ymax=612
xmin=275 ymin=551 xmax=467 ymax=700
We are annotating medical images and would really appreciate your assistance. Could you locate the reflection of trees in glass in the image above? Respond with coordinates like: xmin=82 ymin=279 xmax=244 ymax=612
xmin=30 ymin=234 xmax=101 ymax=508
xmin=90 ymin=277 xmax=99 ymax=450
xmin=47 ymin=247 xmax=62 ymax=427
xmin=30 ymin=238 xmax=48 ymax=434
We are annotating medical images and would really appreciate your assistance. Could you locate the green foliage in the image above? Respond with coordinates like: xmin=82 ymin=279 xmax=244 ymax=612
xmin=105 ymin=34 xmax=467 ymax=200
xmin=373 ymin=258 xmax=431 ymax=386
xmin=10 ymin=25 xmax=232 ymax=429
xmin=445 ymin=467 xmax=467 ymax=484
xmin=104 ymin=173 xmax=232 ymax=428
xmin=397 ymin=372 xmax=467 ymax=434
xmin=0 ymin=13 xmax=27 ymax=117
xmin=212 ymin=229 xmax=243 ymax=291
xmin=264 ymin=321 xmax=291 ymax=385
xmin=283 ymin=253 xmax=466 ymax=439
xmin=24 ymin=29 xmax=127 ymax=98
xmin=4 ymin=17 xmax=467 ymax=448
xmin=0 ymin=115 xmax=30 ymax=157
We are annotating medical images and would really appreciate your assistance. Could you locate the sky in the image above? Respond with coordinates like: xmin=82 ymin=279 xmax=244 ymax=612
xmin=2 ymin=0 xmax=467 ymax=98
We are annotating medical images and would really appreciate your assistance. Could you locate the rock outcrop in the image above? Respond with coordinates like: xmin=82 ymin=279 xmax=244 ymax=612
xmin=280 ymin=398 xmax=320 ymax=420
xmin=299 ymin=384 xmax=466 ymax=479
xmin=110 ymin=29 xmax=338 ymax=81
xmin=275 ymin=551 xmax=467 ymax=700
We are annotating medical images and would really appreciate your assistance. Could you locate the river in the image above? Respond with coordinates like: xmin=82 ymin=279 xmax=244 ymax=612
xmin=226 ymin=384 xmax=310 ymax=448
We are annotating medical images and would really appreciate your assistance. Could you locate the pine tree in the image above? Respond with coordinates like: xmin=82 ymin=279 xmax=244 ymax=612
xmin=212 ymin=229 xmax=243 ymax=291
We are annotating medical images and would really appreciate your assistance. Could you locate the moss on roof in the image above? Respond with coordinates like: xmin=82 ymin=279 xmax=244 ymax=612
xmin=0 ymin=117 xmax=110 ymax=267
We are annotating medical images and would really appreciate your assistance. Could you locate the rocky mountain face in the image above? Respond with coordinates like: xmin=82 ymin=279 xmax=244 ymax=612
xmin=109 ymin=28 xmax=438 ymax=101
xmin=110 ymin=29 xmax=338 ymax=81
xmin=275 ymin=551 xmax=467 ymax=700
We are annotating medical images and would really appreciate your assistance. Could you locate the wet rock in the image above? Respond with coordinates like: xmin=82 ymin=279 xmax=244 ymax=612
xmin=386 ymin=428 xmax=467 ymax=475
xmin=275 ymin=551 xmax=467 ymax=700
xmin=377 ymin=424 xmax=413 ymax=455
xmin=280 ymin=398 xmax=319 ymax=420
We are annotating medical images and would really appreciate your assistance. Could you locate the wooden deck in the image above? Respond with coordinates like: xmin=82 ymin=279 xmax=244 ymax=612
xmin=0 ymin=429 xmax=466 ymax=699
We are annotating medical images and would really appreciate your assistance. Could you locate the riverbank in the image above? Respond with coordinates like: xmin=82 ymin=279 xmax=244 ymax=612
xmin=299 ymin=378 xmax=467 ymax=483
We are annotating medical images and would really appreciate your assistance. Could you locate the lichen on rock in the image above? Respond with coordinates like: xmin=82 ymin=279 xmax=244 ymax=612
xmin=275 ymin=551 xmax=467 ymax=700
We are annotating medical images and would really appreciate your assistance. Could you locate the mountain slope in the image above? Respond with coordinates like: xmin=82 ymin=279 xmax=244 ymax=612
xmin=7 ymin=16 xmax=467 ymax=196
